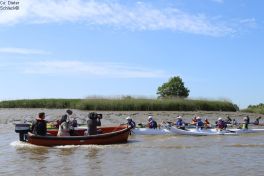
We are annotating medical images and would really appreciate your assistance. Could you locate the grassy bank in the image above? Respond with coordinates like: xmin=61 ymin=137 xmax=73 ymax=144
xmin=243 ymin=103 xmax=264 ymax=114
xmin=0 ymin=98 xmax=237 ymax=111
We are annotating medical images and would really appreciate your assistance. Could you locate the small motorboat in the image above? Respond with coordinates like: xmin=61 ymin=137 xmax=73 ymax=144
xmin=15 ymin=124 xmax=131 ymax=146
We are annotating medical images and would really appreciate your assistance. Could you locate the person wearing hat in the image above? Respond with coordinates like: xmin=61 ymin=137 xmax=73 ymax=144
xmin=196 ymin=117 xmax=204 ymax=130
xmin=126 ymin=116 xmax=136 ymax=128
xmin=216 ymin=118 xmax=226 ymax=131
xmin=147 ymin=116 xmax=158 ymax=129
xmin=175 ymin=116 xmax=185 ymax=130
xmin=31 ymin=112 xmax=47 ymax=136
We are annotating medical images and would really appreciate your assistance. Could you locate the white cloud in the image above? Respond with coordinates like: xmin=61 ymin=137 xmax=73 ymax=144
xmin=0 ymin=47 xmax=50 ymax=55
xmin=0 ymin=0 xmax=235 ymax=36
xmin=23 ymin=60 xmax=167 ymax=78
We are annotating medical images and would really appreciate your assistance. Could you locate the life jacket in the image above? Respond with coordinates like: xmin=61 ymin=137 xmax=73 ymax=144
xmin=32 ymin=119 xmax=47 ymax=136
xmin=197 ymin=120 xmax=204 ymax=127
xmin=176 ymin=120 xmax=183 ymax=127
xmin=149 ymin=120 xmax=157 ymax=129
xmin=128 ymin=120 xmax=136 ymax=128
xmin=217 ymin=120 xmax=225 ymax=129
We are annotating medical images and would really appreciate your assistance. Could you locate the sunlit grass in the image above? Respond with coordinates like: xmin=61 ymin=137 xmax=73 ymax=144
xmin=0 ymin=98 xmax=237 ymax=111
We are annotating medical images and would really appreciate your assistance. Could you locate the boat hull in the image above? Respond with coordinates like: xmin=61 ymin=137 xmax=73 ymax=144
xmin=169 ymin=126 xmax=264 ymax=136
xmin=27 ymin=126 xmax=131 ymax=146
xmin=132 ymin=128 xmax=171 ymax=135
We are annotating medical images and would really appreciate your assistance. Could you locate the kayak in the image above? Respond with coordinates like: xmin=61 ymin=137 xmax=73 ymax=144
xmin=15 ymin=124 xmax=131 ymax=146
xmin=169 ymin=126 xmax=264 ymax=136
xmin=169 ymin=126 xmax=236 ymax=136
xmin=131 ymin=127 xmax=171 ymax=135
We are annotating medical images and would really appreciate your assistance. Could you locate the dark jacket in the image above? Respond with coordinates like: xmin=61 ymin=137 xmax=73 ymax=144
xmin=31 ymin=119 xmax=47 ymax=136
xmin=87 ymin=119 xmax=99 ymax=135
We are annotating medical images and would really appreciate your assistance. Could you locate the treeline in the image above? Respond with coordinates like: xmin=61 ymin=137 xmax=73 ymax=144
xmin=0 ymin=98 xmax=238 ymax=111
xmin=243 ymin=103 xmax=264 ymax=114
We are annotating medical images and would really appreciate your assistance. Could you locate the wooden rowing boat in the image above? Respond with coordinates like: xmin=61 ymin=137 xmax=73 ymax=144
xmin=15 ymin=124 xmax=131 ymax=146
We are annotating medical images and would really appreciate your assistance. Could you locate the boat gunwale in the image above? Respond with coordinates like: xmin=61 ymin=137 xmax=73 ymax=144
xmin=28 ymin=126 xmax=132 ymax=141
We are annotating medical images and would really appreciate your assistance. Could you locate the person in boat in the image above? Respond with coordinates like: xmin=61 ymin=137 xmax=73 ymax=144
xmin=243 ymin=116 xmax=250 ymax=129
xmin=126 ymin=116 xmax=136 ymax=128
xmin=254 ymin=116 xmax=261 ymax=125
xmin=232 ymin=119 xmax=238 ymax=126
xmin=57 ymin=116 xmax=70 ymax=136
xmin=216 ymin=118 xmax=227 ymax=131
xmin=191 ymin=115 xmax=198 ymax=125
xmin=196 ymin=117 xmax=204 ymax=130
xmin=87 ymin=112 xmax=101 ymax=135
xmin=60 ymin=109 xmax=73 ymax=124
xmin=225 ymin=116 xmax=232 ymax=124
xmin=204 ymin=118 xmax=211 ymax=128
xmin=31 ymin=112 xmax=47 ymax=136
xmin=147 ymin=116 xmax=158 ymax=129
xmin=175 ymin=116 xmax=185 ymax=130
xmin=96 ymin=113 xmax=102 ymax=126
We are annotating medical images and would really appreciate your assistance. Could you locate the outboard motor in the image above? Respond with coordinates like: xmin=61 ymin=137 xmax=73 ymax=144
xmin=15 ymin=124 xmax=30 ymax=142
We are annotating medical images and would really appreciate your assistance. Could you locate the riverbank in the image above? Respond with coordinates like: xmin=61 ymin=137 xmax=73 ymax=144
xmin=0 ymin=98 xmax=238 ymax=111
xmin=1 ymin=108 xmax=263 ymax=125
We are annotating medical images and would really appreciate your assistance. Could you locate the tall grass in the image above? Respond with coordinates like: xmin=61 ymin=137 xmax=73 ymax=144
xmin=0 ymin=98 xmax=237 ymax=111
xmin=0 ymin=99 xmax=81 ymax=109
xmin=243 ymin=103 xmax=264 ymax=114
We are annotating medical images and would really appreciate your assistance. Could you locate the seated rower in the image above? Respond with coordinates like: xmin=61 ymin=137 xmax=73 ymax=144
xmin=216 ymin=118 xmax=227 ymax=131
xmin=147 ymin=116 xmax=158 ymax=129
xmin=254 ymin=116 xmax=261 ymax=125
xmin=204 ymin=118 xmax=211 ymax=128
xmin=175 ymin=116 xmax=185 ymax=130
xmin=126 ymin=116 xmax=136 ymax=128
xmin=190 ymin=116 xmax=198 ymax=125
xmin=196 ymin=117 xmax=204 ymax=130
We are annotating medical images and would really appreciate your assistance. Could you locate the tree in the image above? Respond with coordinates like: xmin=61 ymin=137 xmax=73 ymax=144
xmin=157 ymin=76 xmax=190 ymax=98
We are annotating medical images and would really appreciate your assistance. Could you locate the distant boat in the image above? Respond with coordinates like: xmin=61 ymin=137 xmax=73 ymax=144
xmin=168 ymin=125 xmax=264 ymax=136
xmin=15 ymin=124 xmax=131 ymax=147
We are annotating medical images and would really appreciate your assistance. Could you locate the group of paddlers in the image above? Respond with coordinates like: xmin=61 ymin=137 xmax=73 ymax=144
xmin=125 ymin=114 xmax=262 ymax=131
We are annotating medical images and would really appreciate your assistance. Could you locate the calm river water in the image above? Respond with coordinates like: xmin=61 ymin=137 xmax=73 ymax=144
xmin=1 ymin=109 xmax=264 ymax=176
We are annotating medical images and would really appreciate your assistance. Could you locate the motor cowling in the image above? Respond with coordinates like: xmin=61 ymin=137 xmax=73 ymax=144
xmin=15 ymin=124 xmax=30 ymax=141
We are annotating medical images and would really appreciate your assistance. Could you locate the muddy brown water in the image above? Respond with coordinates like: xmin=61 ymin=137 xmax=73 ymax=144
xmin=1 ymin=109 xmax=264 ymax=176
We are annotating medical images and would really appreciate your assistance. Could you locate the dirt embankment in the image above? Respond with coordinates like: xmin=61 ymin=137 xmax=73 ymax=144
xmin=0 ymin=108 xmax=263 ymax=125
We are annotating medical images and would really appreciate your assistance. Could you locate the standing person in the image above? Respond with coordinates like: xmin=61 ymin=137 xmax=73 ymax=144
xmin=87 ymin=112 xmax=100 ymax=135
xmin=243 ymin=116 xmax=250 ymax=129
xmin=147 ymin=116 xmax=158 ymax=129
xmin=126 ymin=116 xmax=136 ymax=128
xmin=31 ymin=112 xmax=47 ymax=136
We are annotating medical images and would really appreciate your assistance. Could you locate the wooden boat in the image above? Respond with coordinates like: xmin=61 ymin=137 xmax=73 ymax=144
xmin=15 ymin=124 xmax=131 ymax=146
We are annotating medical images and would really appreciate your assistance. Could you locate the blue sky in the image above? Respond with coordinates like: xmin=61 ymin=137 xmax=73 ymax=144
xmin=0 ymin=0 xmax=263 ymax=109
